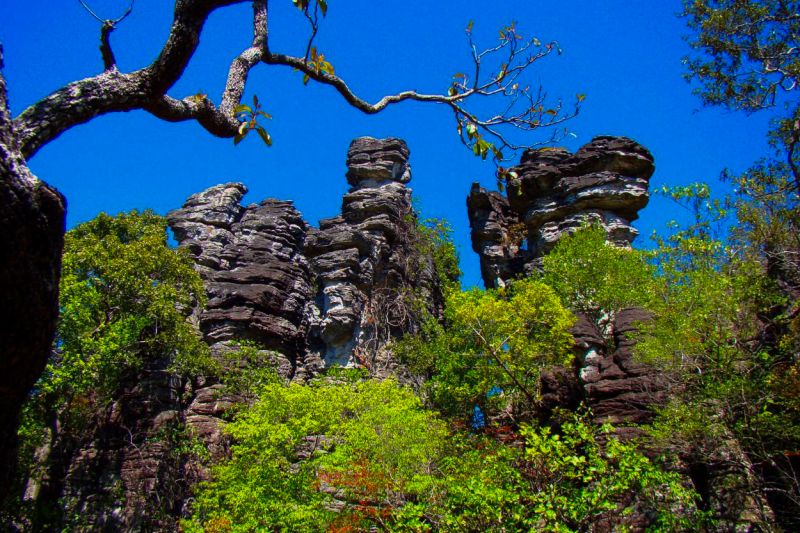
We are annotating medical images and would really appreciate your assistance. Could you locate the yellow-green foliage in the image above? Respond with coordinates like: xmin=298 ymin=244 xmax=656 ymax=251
xmin=396 ymin=278 xmax=574 ymax=421
xmin=184 ymin=377 xmax=448 ymax=532
xmin=187 ymin=392 xmax=702 ymax=532
xmin=540 ymin=225 xmax=657 ymax=322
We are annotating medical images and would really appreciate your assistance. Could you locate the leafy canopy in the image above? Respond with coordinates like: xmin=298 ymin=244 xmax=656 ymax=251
xmin=184 ymin=377 xmax=448 ymax=532
xmin=44 ymin=210 xmax=213 ymax=404
xmin=540 ymin=225 xmax=656 ymax=324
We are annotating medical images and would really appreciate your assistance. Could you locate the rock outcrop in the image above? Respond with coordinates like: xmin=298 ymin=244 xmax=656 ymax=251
xmin=13 ymin=138 xmax=447 ymax=532
xmin=468 ymin=136 xmax=773 ymax=530
xmin=467 ymin=136 xmax=662 ymax=433
xmin=156 ymin=138 xmax=444 ymax=525
xmin=168 ymin=183 xmax=311 ymax=377
xmin=468 ymin=136 xmax=654 ymax=288
xmin=168 ymin=137 xmax=442 ymax=379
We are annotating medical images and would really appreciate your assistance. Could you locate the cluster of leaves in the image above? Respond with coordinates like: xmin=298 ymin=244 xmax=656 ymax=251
xmin=411 ymin=217 xmax=462 ymax=295
xmin=302 ymin=46 xmax=335 ymax=84
xmin=682 ymin=0 xmax=800 ymax=113
xmin=182 ymin=377 xmax=448 ymax=532
xmin=234 ymin=95 xmax=272 ymax=146
xmin=44 ymin=211 xmax=214 ymax=404
xmin=635 ymin=180 xmax=800 ymax=527
xmin=395 ymin=278 xmax=575 ymax=423
xmin=539 ymin=225 xmax=657 ymax=327
xmin=682 ymin=0 xmax=800 ymax=193
xmin=8 ymin=212 xmax=216 ymax=527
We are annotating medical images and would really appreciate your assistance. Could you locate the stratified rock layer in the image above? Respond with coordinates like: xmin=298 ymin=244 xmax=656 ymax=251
xmin=168 ymin=137 xmax=441 ymax=379
xmin=468 ymin=136 xmax=654 ymax=288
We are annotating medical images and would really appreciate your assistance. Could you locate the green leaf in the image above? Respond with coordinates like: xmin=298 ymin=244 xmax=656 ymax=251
xmin=234 ymin=104 xmax=253 ymax=114
xmin=256 ymin=126 xmax=272 ymax=146
xmin=234 ymin=132 xmax=246 ymax=145
xmin=317 ymin=0 xmax=327 ymax=17
xmin=303 ymin=73 xmax=310 ymax=85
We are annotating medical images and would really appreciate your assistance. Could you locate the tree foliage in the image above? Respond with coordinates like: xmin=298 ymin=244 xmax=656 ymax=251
xmin=47 ymin=211 xmax=213 ymax=403
xmin=540 ymin=225 xmax=656 ymax=327
xmin=186 ymin=374 xmax=700 ymax=532
xmin=183 ymin=377 xmax=448 ymax=532
xmin=5 ymin=211 xmax=215 ymax=527
xmin=395 ymin=278 xmax=574 ymax=422
xmin=636 ymin=185 xmax=800 ymax=527
xmin=682 ymin=0 xmax=800 ymax=193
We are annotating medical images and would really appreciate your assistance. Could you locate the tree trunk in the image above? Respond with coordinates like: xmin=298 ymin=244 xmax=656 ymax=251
xmin=0 ymin=47 xmax=65 ymax=501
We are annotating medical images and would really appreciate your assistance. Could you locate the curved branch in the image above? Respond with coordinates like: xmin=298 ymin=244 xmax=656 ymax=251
xmin=15 ymin=0 xmax=247 ymax=159
xmin=100 ymin=21 xmax=118 ymax=71
xmin=16 ymin=0 xmax=575 ymax=162
xmin=263 ymin=51 xmax=463 ymax=113
xmin=145 ymin=94 xmax=239 ymax=136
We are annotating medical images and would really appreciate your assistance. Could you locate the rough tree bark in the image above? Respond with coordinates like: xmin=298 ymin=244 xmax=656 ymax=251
xmin=0 ymin=47 xmax=65 ymax=501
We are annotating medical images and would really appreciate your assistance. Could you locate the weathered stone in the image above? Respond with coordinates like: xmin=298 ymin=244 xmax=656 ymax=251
xmin=345 ymin=137 xmax=411 ymax=186
xmin=168 ymin=187 xmax=312 ymax=361
xmin=468 ymin=135 xmax=654 ymax=288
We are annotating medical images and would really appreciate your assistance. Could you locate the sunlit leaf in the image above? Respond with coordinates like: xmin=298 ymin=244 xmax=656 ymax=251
xmin=256 ymin=126 xmax=272 ymax=146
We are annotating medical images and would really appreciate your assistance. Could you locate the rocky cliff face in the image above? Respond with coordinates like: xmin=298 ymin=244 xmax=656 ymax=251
xmin=168 ymin=137 xmax=442 ymax=380
xmin=156 ymin=137 xmax=444 ymax=527
xmin=468 ymin=136 xmax=772 ymax=530
xmin=468 ymin=136 xmax=661 ymax=430
xmin=468 ymin=136 xmax=654 ymax=288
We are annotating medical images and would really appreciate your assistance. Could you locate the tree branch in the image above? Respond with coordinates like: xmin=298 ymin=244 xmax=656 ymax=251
xmin=15 ymin=0 xmax=247 ymax=159
xmin=100 ymin=21 xmax=118 ymax=71
xmin=15 ymin=0 xmax=576 ymax=163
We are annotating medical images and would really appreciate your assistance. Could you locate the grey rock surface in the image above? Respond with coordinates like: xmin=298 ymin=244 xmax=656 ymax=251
xmin=468 ymin=135 xmax=654 ymax=289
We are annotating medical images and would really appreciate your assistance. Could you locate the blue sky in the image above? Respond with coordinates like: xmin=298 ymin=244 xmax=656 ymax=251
xmin=0 ymin=1 xmax=774 ymax=287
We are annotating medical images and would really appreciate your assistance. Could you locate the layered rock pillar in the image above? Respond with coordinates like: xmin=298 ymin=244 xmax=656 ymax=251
xmin=168 ymin=136 xmax=443 ymax=378
xmin=468 ymin=136 xmax=662 ymax=434
xmin=468 ymin=135 xmax=654 ymax=288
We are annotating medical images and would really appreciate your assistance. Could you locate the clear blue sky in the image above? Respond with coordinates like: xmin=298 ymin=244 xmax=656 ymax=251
xmin=0 ymin=0 xmax=774 ymax=287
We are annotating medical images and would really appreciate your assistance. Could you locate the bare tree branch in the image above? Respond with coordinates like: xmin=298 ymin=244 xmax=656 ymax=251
xmin=15 ymin=0 xmax=248 ymax=158
xmin=15 ymin=0 xmax=577 ymax=166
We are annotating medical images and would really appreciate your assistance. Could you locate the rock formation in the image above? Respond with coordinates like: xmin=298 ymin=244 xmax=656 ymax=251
xmin=12 ymin=137 xmax=445 ymax=531
xmin=468 ymin=136 xmax=774 ymax=530
xmin=468 ymin=135 xmax=654 ymax=288
xmin=167 ymin=137 xmax=442 ymax=379
xmin=468 ymin=136 xmax=662 ymax=433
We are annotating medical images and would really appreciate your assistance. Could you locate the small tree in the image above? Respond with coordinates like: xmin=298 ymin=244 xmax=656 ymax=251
xmin=540 ymin=225 xmax=656 ymax=331
xmin=396 ymin=278 xmax=575 ymax=422
xmin=11 ymin=211 xmax=213 ymax=526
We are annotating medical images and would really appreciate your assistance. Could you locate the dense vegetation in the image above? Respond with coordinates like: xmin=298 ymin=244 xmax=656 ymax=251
xmin=7 ymin=186 xmax=799 ymax=530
